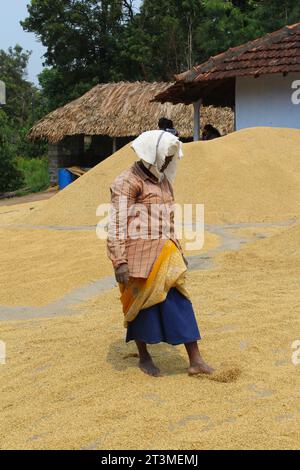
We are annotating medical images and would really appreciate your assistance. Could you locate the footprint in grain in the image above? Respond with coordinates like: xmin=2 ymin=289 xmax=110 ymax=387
xmin=122 ymin=353 xmax=139 ymax=359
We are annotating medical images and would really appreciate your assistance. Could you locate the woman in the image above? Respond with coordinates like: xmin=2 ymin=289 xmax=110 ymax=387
xmin=107 ymin=130 xmax=213 ymax=377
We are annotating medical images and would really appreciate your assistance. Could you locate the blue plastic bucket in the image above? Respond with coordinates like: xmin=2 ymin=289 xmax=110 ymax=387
xmin=58 ymin=168 xmax=74 ymax=190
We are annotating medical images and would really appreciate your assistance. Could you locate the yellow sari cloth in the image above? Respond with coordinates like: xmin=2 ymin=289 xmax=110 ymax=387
xmin=119 ymin=240 xmax=190 ymax=327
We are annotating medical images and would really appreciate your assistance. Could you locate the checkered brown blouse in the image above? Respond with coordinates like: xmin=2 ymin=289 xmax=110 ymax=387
xmin=107 ymin=161 xmax=183 ymax=278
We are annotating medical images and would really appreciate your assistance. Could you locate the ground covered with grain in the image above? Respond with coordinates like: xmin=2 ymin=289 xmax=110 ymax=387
xmin=0 ymin=127 xmax=299 ymax=449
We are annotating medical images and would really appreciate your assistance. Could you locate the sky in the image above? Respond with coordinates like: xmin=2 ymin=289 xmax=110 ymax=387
xmin=0 ymin=0 xmax=46 ymax=85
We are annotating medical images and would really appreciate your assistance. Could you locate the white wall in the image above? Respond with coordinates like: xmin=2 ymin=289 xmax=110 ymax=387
xmin=235 ymin=73 xmax=300 ymax=130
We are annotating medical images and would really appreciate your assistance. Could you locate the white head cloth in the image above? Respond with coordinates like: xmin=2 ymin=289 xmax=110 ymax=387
xmin=131 ymin=130 xmax=183 ymax=183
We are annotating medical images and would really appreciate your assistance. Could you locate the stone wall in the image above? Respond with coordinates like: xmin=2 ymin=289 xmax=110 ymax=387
xmin=48 ymin=134 xmax=136 ymax=184
xmin=48 ymin=135 xmax=84 ymax=184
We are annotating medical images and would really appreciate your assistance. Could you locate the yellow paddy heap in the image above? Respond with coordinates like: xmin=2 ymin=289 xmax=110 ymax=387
xmin=23 ymin=127 xmax=300 ymax=226
xmin=0 ymin=127 xmax=299 ymax=449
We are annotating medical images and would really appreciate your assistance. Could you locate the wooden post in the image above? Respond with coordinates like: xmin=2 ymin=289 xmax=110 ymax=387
xmin=112 ymin=137 xmax=117 ymax=154
xmin=233 ymin=104 xmax=237 ymax=131
xmin=0 ymin=80 xmax=6 ymax=106
xmin=193 ymin=99 xmax=202 ymax=141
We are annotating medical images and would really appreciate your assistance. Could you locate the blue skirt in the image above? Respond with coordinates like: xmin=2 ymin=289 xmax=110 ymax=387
xmin=126 ymin=287 xmax=201 ymax=345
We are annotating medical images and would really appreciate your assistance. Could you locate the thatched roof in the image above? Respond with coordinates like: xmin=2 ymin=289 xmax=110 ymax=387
xmin=28 ymin=81 xmax=233 ymax=143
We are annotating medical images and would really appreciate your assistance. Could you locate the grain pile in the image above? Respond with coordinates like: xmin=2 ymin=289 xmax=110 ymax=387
xmin=0 ymin=200 xmax=48 ymax=225
xmin=23 ymin=127 xmax=300 ymax=227
xmin=0 ymin=220 xmax=299 ymax=449
xmin=1 ymin=126 xmax=300 ymax=449
xmin=0 ymin=226 xmax=218 ymax=307
xmin=0 ymin=228 xmax=111 ymax=306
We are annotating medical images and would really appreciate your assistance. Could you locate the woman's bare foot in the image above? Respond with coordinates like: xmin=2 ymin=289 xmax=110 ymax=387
xmin=135 ymin=340 xmax=162 ymax=377
xmin=185 ymin=341 xmax=214 ymax=376
xmin=139 ymin=357 xmax=162 ymax=377
xmin=188 ymin=359 xmax=214 ymax=376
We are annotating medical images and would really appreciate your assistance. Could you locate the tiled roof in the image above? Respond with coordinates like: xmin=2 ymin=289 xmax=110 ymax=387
xmin=177 ymin=23 xmax=300 ymax=82
xmin=155 ymin=23 xmax=300 ymax=105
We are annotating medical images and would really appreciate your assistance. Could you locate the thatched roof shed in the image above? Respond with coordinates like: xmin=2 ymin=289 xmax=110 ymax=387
xmin=28 ymin=81 xmax=233 ymax=144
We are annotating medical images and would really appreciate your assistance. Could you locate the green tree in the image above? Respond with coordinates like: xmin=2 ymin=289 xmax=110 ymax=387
xmin=252 ymin=0 xmax=300 ymax=34
xmin=193 ymin=0 xmax=258 ymax=62
xmin=0 ymin=110 xmax=24 ymax=193
xmin=117 ymin=0 xmax=199 ymax=80
xmin=0 ymin=45 xmax=47 ymax=158
xmin=0 ymin=45 xmax=35 ymax=126
xmin=22 ymin=0 xmax=128 ymax=108
xmin=22 ymin=0 xmax=300 ymax=105
xmin=119 ymin=0 xmax=258 ymax=79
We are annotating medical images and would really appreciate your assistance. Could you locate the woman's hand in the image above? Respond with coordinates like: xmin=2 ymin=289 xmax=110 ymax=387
xmin=115 ymin=263 xmax=130 ymax=285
